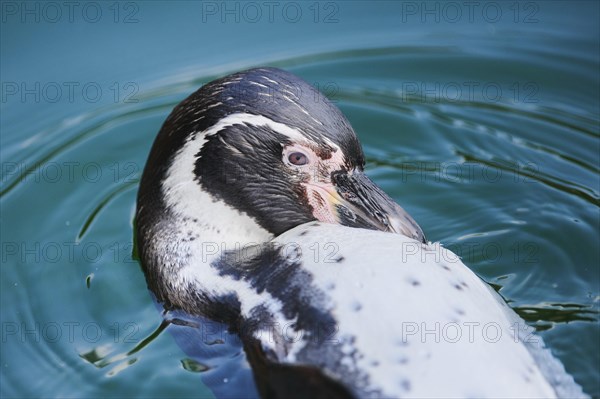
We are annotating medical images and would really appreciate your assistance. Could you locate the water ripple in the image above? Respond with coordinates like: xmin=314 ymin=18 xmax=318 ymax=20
xmin=457 ymin=150 xmax=599 ymax=206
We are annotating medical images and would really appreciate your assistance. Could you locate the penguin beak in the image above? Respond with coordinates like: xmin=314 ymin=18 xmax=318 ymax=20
xmin=321 ymin=171 xmax=426 ymax=243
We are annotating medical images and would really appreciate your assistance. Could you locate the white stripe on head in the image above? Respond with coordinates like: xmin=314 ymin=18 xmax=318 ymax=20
xmin=202 ymin=112 xmax=311 ymax=143
xmin=162 ymin=114 xmax=286 ymax=255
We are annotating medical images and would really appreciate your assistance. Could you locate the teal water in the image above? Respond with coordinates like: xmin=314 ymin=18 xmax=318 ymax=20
xmin=1 ymin=1 xmax=599 ymax=398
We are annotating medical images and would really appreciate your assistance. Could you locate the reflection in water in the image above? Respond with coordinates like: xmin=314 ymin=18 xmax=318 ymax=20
xmin=181 ymin=358 xmax=210 ymax=373
xmin=79 ymin=319 xmax=169 ymax=371
xmin=514 ymin=303 xmax=599 ymax=331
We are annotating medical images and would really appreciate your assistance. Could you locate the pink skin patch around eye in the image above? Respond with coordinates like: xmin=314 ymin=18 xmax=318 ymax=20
xmin=283 ymin=143 xmax=347 ymax=224
xmin=304 ymin=184 xmax=339 ymax=223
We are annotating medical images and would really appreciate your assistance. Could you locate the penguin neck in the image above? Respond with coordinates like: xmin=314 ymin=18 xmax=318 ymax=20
xmin=166 ymin=189 xmax=274 ymax=266
xmin=159 ymin=129 xmax=274 ymax=265
xmin=136 ymin=177 xmax=273 ymax=314
xmin=161 ymin=177 xmax=273 ymax=267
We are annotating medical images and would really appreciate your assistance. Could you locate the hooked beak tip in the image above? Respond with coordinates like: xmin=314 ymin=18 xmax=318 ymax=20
xmin=387 ymin=214 xmax=427 ymax=243
xmin=327 ymin=172 xmax=427 ymax=243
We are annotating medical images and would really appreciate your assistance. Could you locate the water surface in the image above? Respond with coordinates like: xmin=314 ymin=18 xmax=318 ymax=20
xmin=1 ymin=2 xmax=598 ymax=397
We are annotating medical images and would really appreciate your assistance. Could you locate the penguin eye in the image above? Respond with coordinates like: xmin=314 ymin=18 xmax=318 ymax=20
xmin=288 ymin=152 xmax=309 ymax=166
